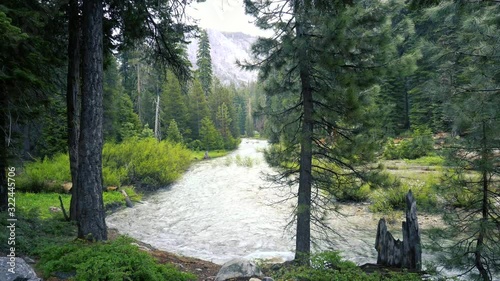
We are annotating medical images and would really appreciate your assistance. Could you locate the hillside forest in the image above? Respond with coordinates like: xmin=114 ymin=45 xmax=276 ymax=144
xmin=0 ymin=0 xmax=499 ymax=280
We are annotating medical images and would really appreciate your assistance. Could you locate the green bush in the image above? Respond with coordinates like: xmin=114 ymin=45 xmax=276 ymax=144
xmin=38 ymin=236 xmax=195 ymax=281
xmin=16 ymin=153 xmax=71 ymax=193
xmin=272 ymin=251 xmax=421 ymax=281
xmin=18 ymin=138 xmax=192 ymax=192
xmin=102 ymin=138 xmax=192 ymax=188
xmin=384 ymin=127 xmax=434 ymax=160
xmin=370 ymin=178 xmax=438 ymax=213
xmin=331 ymin=183 xmax=372 ymax=202
xmin=404 ymin=156 xmax=445 ymax=166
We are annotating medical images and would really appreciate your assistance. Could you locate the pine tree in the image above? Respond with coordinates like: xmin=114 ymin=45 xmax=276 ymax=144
xmin=0 ymin=1 xmax=66 ymax=211
xmin=200 ymin=117 xmax=223 ymax=151
xmin=161 ymin=71 xmax=190 ymax=139
xmin=187 ymin=78 xmax=210 ymax=140
xmin=76 ymin=0 xmax=107 ymax=241
xmin=244 ymin=0 xmax=396 ymax=263
xmin=425 ymin=2 xmax=500 ymax=279
xmin=166 ymin=119 xmax=183 ymax=144
xmin=197 ymin=29 xmax=213 ymax=96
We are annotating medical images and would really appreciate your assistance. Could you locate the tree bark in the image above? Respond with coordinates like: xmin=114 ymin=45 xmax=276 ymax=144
xmin=76 ymin=0 xmax=107 ymax=241
xmin=475 ymin=121 xmax=489 ymax=281
xmin=67 ymin=0 xmax=81 ymax=221
xmin=294 ymin=0 xmax=313 ymax=264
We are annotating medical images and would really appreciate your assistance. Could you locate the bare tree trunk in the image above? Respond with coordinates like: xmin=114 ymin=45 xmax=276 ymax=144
xmin=475 ymin=121 xmax=489 ymax=281
xmin=76 ymin=0 xmax=107 ymax=241
xmin=294 ymin=0 xmax=313 ymax=264
xmin=154 ymin=94 xmax=160 ymax=140
xmin=67 ymin=0 xmax=81 ymax=221
xmin=137 ymin=63 xmax=142 ymax=123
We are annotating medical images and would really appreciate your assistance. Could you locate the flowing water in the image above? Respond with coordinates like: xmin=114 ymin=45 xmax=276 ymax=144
xmin=106 ymin=139 xmax=481 ymax=279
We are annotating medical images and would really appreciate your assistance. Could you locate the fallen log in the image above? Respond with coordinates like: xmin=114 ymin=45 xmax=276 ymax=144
xmin=121 ymin=189 xmax=134 ymax=208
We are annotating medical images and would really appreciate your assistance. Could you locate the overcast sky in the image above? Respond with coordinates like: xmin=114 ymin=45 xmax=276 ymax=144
xmin=186 ymin=0 xmax=271 ymax=37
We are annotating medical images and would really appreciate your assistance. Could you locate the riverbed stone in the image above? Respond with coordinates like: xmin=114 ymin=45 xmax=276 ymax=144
xmin=0 ymin=257 xmax=41 ymax=281
xmin=215 ymin=258 xmax=264 ymax=281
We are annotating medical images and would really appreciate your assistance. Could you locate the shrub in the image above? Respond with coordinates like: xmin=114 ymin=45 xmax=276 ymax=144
xmin=38 ymin=236 xmax=196 ymax=281
xmin=384 ymin=127 xmax=434 ymax=160
xmin=370 ymin=179 xmax=438 ymax=213
xmin=103 ymin=138 xmax=191 ymax=188
xmin=272 ymin=251 xmax=421 ymax=281
xmin=16 ymin=153 xmax=71 ymax=193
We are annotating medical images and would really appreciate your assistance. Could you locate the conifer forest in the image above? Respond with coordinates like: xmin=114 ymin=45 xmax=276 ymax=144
xmin=0 ymin=0 xmax=498 ymax=280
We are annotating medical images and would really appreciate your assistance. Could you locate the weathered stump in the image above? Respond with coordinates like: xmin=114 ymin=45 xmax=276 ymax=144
xmin=375 ymin=190 xmax=421 ymax=270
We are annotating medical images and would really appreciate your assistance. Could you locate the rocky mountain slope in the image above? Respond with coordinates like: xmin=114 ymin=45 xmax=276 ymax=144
xmin=187 ymin=29 xmax=258 ymax=86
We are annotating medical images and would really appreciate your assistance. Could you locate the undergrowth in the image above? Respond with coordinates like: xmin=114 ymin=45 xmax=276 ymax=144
xmin=271 ymin=251 xmax=422 ymax=281
xmin=38 ymin=236 xmax=195 ymax=281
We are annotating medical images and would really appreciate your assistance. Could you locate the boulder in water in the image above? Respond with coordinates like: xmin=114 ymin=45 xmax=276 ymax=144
xmin=215 ymin=258 xmax=264 ymax=281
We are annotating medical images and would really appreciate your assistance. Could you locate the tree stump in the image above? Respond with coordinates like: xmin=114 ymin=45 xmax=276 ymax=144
xmin=375 ymin=190 xmax=421 ymax=270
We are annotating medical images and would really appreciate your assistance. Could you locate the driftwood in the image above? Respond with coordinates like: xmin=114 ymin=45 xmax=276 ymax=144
xmin=121 ymin=190 xmax=134 ymax=208
xmin=375 ymin=190 xmax=422 ymax=270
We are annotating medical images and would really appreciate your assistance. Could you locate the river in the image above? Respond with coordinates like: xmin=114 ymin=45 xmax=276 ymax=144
xmin=106 ymin=139 xmax=479 ymax=279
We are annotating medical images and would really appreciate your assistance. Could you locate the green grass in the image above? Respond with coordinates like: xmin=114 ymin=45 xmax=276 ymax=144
xmin=190 ymin=149 xmax=230 ymax=160
xmin=271 ymin=251 xmax=422 ymax=281
xmin=16 ymin=188 xmax=142 ymax=220
xmin=404 ymin=156 xmax=445 ymax=166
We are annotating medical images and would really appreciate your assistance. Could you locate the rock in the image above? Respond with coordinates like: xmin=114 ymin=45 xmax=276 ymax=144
xmin=0 ymin=257 xmax=42 ymax=281
xmin=49 ymin=206 xmax=61 ymax=212
xmin=62 ymin=182 xmax=72 ymax=192
xmin=107 ymin=186 xmax=118 ymax=191
xmin=249 ymin=278 xmax=261 ymax=281
xmin=262 ymin=278 xmax=274 ymax=281
xmin=215 ymin=258 xmax=263 ymax=281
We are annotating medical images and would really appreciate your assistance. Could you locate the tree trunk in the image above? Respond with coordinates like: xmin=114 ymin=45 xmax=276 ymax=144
xmin=294 ymin=0 xmax=313 ymax=264
xmin=475 ymin=121 xmax=489 ymax=281
xmin=76 ymin=0 xmax=107 ymax=241
xmin=67 ymin=0 xmax=81 ymax=221
xmin=154 ymin=94 xmax=160 ymax=140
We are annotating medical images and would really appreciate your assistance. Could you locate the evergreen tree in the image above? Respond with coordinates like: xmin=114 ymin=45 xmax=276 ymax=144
xmin=187 ymin=78 xmax=210 ymax=140
xmin=425 ymin=2 xmax=500 ymax=279
xmin=0 ymin=1 xmax=66 ymax=211
xmin=160 ymin=71 xmax=190 ymax=139
xmin=200 ymin=117 xmax=223 ymax=151
xmin=197 ymin=29 xmax=213 ymax=96
xmin=166 ymin=119 xmax=183 ymax=143
xmin=76 ymin=0 xmax=107 ymax=241
xmin=244 ymin=0 xmax=396 ymax=263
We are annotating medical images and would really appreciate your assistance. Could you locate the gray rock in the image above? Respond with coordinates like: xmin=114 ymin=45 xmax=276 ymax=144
xmin=0 ymin=257 xmax=41 ymax=281
xmin=215 ymin=258 xmax=264 ymax=281
xmin=262 ymin=278 xmax=274 ymax=281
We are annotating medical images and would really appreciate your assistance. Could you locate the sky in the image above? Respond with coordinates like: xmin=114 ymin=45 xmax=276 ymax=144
xmin=186 ymin=0 xmax=271 ymax=37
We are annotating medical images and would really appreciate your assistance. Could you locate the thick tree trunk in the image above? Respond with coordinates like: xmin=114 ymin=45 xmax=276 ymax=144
xmin=76 ymin=0 xmax=107 ymax=241
xmin=67 ymin=0 xmax=81 ymax=221
xmin=294 ymin=0 xmax=313 ymax=264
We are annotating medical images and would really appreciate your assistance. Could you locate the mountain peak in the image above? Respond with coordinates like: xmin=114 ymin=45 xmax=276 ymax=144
xmin=187 ymin=29 xmax=258 ymax=86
